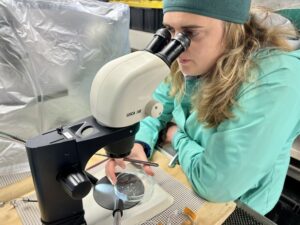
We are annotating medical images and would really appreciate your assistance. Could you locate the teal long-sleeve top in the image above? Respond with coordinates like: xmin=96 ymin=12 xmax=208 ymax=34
xmin=135 ymin=49 xmax=300 ymax=215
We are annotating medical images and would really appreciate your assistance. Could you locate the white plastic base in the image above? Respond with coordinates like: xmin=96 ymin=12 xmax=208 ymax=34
xmin=83 ymin=164 xmax=174 ymax=225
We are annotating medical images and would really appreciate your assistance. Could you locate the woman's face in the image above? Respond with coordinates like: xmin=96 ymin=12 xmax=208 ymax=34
xmin=163 ymin=12 xmax=225 ymax=76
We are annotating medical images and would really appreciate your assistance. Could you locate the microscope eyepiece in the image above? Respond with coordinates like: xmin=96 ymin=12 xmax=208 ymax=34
xmin=144 ymin=28 xmax=171 ymax=54
xmin=155 ymin=32 xmax=191 ymax=67
xmin=172 ymin=32 xmax=191 ymax=51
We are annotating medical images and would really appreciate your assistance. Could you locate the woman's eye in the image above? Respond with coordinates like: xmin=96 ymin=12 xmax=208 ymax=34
xmin=162 ymin=26 xmax=199 ymax=39
xmin=184 ymin=31 xmax=198 ymax=39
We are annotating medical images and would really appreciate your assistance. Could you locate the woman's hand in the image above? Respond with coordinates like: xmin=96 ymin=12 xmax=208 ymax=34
xmin=164 ymin=124 xmax=178 ymax=144
xmin=105 ymin=143 xmax=154 ymax=185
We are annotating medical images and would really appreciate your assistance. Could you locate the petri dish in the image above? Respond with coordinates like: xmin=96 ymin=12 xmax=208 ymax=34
xmin=93 ymin=175 xmax=139 ymax=210
xmin=114 ymin=173 xmax=144 ymax=202
xmin=114 ymin=171 xmax=154 ymax=204
xmin=93 ymin=163 xmax=155 ymax=210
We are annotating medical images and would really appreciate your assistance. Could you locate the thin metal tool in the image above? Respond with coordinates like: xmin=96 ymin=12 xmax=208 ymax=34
xmin=168 ymin=153 xmax=179 ymax=168
xmin=96 ymin=153 xmax=159 ymax=167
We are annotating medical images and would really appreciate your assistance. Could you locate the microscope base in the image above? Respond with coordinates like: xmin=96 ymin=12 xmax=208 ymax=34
xmin=83 ymin=163 xmax=174 ymax=225
xmin=41 ymin=212 xmax=86 ymax=225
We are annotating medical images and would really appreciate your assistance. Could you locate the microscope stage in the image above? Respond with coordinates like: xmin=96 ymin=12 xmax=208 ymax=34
xmin=83 ymin=163 xmax=174 ymax=225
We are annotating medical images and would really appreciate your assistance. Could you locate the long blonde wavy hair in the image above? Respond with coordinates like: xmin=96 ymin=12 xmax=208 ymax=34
xmin=166 ymin=8 xmax=299 ymax=128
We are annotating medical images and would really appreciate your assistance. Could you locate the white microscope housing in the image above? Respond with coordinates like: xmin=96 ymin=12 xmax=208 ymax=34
xmin=90 ymin=31 xmax=190 ymax=128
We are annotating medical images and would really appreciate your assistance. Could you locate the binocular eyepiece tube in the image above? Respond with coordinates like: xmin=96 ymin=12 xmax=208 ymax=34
xmin=144 ymin=28 xmax=191 ymax=67
xmin=144 ymin=28 xmax=172 ymax=54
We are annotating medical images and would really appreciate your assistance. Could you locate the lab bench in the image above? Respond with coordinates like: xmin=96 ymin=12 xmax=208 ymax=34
xmin=0 ymin=150 xmax=276 ymax=225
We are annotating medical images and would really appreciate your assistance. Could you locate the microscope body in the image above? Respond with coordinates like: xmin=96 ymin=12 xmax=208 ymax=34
xmin=25 ymin=29 xmax=190 ymax=224
xmin=26 ymin=49 xmax=169 ymax=224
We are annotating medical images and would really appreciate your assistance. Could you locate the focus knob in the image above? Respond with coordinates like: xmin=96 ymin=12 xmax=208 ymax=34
xmin=145 ymin=100 xmax=163 ymax=118
xmin=59 ymin=171 xmax=92 ymax=200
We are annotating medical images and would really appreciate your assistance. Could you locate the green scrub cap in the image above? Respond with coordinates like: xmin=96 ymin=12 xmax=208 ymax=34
xmin=163 ymin=0 xmax=251 ymax=24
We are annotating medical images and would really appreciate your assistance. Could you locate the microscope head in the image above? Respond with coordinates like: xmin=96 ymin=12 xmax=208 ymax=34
xmin=90 ymin=30 xmax=190 ymax=129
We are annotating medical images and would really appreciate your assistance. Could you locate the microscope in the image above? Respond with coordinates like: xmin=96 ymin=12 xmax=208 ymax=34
xmin=25 ymin=29 xmax=190 ymax=225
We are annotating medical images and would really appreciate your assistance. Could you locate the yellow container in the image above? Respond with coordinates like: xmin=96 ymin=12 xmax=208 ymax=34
xmin=109 ymin=0 xmax=163 ymax=9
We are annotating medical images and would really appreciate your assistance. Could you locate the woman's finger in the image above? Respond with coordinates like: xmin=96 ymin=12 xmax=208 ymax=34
xmin=114 ymin=158 xmax=126 ymax=169
xmin=143 ymin=165 xmax=154 ymax=176
xmin=105 ymin=159 xmax=117 ymax=185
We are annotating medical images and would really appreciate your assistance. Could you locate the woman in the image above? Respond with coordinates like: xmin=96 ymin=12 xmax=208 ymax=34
xmin=106 ymin=0 xmax=300 ymax=215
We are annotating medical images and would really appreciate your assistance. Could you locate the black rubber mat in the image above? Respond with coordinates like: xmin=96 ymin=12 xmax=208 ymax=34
xmin=223 ymin=207 xmax=265 ymax=225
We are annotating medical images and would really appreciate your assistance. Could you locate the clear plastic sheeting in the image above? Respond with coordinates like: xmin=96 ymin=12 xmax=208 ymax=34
xmin=253 ymin=0 xmax=300 ymax=10
xmin=0 ymin=0 xmax=130 ymax=176
xmin=252 ymin=9 xmax=300 ymax=50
